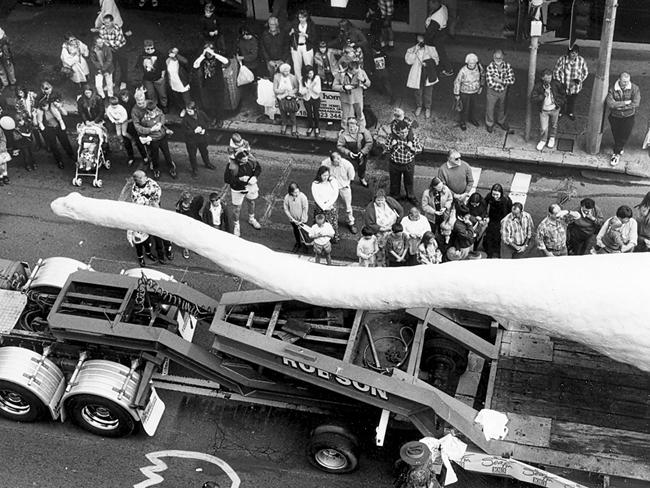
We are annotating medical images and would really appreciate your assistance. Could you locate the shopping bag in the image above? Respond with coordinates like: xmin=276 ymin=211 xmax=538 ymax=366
xmin=237 ymin=64 xmax=255 ymax=86
xmin=256 ymin=78 xmax=275 ymax=107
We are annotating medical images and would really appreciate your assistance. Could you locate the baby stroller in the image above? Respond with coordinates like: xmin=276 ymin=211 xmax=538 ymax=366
xmin=72 ymin=122 xmax=111 ymax=188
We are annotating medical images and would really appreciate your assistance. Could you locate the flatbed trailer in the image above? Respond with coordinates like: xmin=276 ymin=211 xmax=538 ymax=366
xmin=0 ymin=257 xmax=647 ymax=487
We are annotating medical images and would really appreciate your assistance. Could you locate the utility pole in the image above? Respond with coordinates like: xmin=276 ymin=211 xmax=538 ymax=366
xmin=585 ymin=0 xmax=618 ymax=154
xmin=524 ymin=35 xmax=540 ymax=141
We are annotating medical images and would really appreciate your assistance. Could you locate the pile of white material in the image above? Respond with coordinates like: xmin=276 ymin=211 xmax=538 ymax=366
xmin=51 ymin=193 xmax=650 ymax=373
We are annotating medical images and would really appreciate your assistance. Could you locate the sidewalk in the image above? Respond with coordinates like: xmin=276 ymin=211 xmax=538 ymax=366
xmin=4 ymin=3 xmax=650 ymax=178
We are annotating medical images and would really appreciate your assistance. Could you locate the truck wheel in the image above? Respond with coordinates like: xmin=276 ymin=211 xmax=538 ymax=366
xmin=307 ymin=432 xmax=359 ymax=474
xmin=66 ymin=394 xmax=136 ymax=438
xmin=0 ymin=380 xmax=46 ymax=422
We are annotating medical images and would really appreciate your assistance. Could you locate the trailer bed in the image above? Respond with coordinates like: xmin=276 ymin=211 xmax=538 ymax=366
xmin=487 ymin=328 xmax=650 ymax=482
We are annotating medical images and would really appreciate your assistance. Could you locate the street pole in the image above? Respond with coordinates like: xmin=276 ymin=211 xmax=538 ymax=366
xmin=585 ymin=0 xmax=618 ymax=154
xmin=524 ymin=35 xmax=540 ymax=141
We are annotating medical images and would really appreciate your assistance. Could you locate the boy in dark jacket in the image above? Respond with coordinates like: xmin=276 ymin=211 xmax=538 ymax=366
xmin=181 ymin=101 xmax=215 ymax=177
xmin=531 ymin=68 xmax=565 ymax=152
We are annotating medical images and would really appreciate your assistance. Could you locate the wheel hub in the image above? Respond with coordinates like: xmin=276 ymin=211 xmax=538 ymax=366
xmin=0 ymin=390 xmax=31 ymax=415
xmin=315 ymin=448 xmax=348 ymax=470
xmin=81 ymin=404 xmax=120 ymax=431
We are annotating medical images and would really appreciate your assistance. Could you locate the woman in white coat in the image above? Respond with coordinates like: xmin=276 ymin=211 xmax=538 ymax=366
xmin=60 ymin=32 xmax=90 ymax=87
xmin=404 ymin=33 xmax=439 ymax=119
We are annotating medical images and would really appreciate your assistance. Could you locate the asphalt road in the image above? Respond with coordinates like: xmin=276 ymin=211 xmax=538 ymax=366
xmin=0 ymin=136 xmax=644 ymax=488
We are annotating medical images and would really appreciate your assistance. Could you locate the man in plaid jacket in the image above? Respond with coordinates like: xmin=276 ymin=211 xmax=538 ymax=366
xmin=388 ymin=120 xmax=423 ymax=204
xmin=553 ymin=45 xmax=589 ymax=120
xmin=485 ymin=49 xmax=515 ymax=133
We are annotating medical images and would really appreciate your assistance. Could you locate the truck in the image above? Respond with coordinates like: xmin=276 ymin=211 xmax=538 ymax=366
xmin=0 ymin=256 xmax=647 ymax=488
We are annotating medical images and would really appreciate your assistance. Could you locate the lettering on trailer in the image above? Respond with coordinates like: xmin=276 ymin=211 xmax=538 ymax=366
xmin=282 ymin=357 xmax=389 ymax=400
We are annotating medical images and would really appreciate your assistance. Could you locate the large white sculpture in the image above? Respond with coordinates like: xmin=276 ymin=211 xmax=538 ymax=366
xmin=51 ymin=193 xmax=649 ymax=372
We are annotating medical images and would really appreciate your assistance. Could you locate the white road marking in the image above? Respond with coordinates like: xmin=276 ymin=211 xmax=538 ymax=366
xmin=134 ymin=450 xmax=240 ymax=488
xmin=509 ymin=173 xmax=532 ymax=207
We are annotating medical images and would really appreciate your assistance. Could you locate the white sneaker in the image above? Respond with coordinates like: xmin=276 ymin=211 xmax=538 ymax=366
xmin=233 ymin=222 xmax=241 ymax=236
xmin=248 ymin=216 xmax=261 ymax=229
xmin=610 ymin=154 xmax=620 ymax=167
xmin=536 ymin=140 xmax=546 ymax=151
xmin=415 ymin=107 xmax=422 ymax=117
xmin=547 ymin=137 xmax=556 ymax=149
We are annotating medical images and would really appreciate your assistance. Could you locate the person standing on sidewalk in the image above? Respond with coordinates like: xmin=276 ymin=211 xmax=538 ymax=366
xmin=0 ymin=28 xmax=16 ymax=90
xmin=283 ymin=181 xmax=309 ymax=253
xmin=453 ymin=53 xmax=484 ymax=131
xmin=224 ymin=149 xmax=262 ymax=237
xmin=333 ymin=60 xmax=371 ymax=130
xmin=193 ymin=42 xmax=229 ymax=128
xmin=273 ymin=63 xmax=299 ymax=136
xmin=606 ymin=72 xmax=641 ymax=167
xmin=181 ymin=101 xmax=215 ymax=178
xmin=136 ymin=40 xmax=168 ymax=113
xmin=553 ymin=45 xmax=588 ymax=121
xmin=89 ymin=36 xmax=114 ymax=99
xmin=289 ymin=9 xmax=318 ymax=80
xmin=405 ymin=34 xmax=439 ymax=120
xmin=336 ymin=116 xmax=373 ymax=187
xmin=261 ymin=16 xmax=290 ymax=79
xmin=423 ymin=0 xmax=453 ymax=77
xmin=531 ymin=69 xmax=565 ymax=152
xmin=437 ymin=149 xmax=474 ymax=205
xmin=166 ymin=47 xmax=192 ymax=112
xmin=485 ymin=49 xmax=514 ymax=133
xmin=98 ymin=14 xmax=129 ymax=90
xmin=388 ymin=120 xmax=423 ymax=205
xmin=322 ymin=151 xmax=358 ymax=235
xmin=299 ymin=65 xmax=322 ymax=137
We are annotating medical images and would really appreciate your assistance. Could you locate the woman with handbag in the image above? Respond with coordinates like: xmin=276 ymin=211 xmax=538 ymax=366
xmin=60 ymin=32 xmax=90 ymax=87
xmin=299 ymin=65 xmax=321 ymax=137
xmin=273 ymin=63 xmax=299 ymax=136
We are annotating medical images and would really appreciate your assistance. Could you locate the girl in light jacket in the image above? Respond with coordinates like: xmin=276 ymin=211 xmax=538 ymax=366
xmin=299 ymin=65 xmax=321 ymax=136
xmin=405 ymin=34 xmax=439 ymax=119
xmin=311 ymin=165 xmax=341 ymax=242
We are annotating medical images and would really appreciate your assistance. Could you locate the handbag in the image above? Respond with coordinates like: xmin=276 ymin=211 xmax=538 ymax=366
xmin=453 ymin=97 xmax=463 ymax=113
xmin=279 ymin=96 xmax=299 ymax=114
xmin=237 ymin=63 xmax=255 ymax=86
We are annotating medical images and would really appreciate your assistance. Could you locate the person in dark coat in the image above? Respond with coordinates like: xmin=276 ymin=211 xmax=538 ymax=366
xmin=200 ymin=2 xmax=228 ymax=53
xmin=181 ymin=101 xmax=215 ymax=177
xmin=118 ymin=88 xmax=147 ymax=163
xmin=483 ymin=183 xmax=512 ymax=258
xmin=176 ymin=191 xmax=205 ymax=259
xmin=193 ymin=42 xmax=229 ymax=128
xmin=202 ymin=191 xmax=231 ymax=234
xmin=77 ymin=84 xmax=105 ymax=123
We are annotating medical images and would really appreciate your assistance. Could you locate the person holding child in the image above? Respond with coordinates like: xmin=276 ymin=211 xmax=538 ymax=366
xmin=595 ymin=205 xmax=637 ymax=254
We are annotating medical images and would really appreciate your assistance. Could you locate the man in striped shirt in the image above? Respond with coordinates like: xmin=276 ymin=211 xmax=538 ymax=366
xmin=485 ymin=49 xmax=515 ymax=133
xmin=553 ymin=45 xmax=589 ymax=120
xmin=500 ymin=202 xmax=534 ymax=259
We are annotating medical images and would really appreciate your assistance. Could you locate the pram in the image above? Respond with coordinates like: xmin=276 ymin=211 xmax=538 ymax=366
xmin=72 ymin=122 xmax=111 ymax=188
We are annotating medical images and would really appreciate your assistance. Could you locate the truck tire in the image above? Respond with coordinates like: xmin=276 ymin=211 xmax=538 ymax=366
xmin=0 ymin=380 xmax=46 ymax=422
xmin=307 ymin=432 xmax=359 ymax=474
xmin=66 ymin=394 xmax=136 ymax=438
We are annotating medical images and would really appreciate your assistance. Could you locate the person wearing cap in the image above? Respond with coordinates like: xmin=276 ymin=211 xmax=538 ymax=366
xmin=453 ymin=53 xmax=484 ymax=131
xmin=531 ymin=68 xmax=565 ymax=152
xmin=322 ymin=150 xmax=358 ymax=235
xmin=405 ymin=33 xmax=439 ymax=119
xmin=166 ymin=47 xmax=191 ymax=111
xmin=136 ymin=39 xmax=168 ymax=113
xmin=437 ymin=149 xmax=474 ymax=204
xmin=289 ymin=9 xmax=318 ymax=81
xmin=202 ymin=190 xmax=231 ymax=234
xmin=224 ymin=149 xmax=262 ymax=237
xmin=132 ymin=99 xmax=177 ymax=179
xmin=536 ymin=203 xmax=580 ymax=257
xmin=193 ymin=41 xmax=229 ymax=128
xmin=606 ymin=72 xmax=641 ymax=167
xmin=485 ymin=49 xmax=514 ymax=133
xmin=394 ymin=440 xmax=441 ymax=488
xmin=423 ymin=0 xmax=453 ymax=77
xmin=261 ymin=16 xmax=290 ymax=79
xmin=181 ymin=101 xmax=215 ymax=178
xmin=553 ymin=44 xmax=588 ymax=121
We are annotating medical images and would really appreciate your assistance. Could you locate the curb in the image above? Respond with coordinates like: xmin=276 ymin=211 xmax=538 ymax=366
xmin=220 ymin=119 xmax=650 ymax=179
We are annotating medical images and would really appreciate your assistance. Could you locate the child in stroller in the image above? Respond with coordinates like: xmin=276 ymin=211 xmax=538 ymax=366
xmin=73 ymin=121 xmax=110 ymax=187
